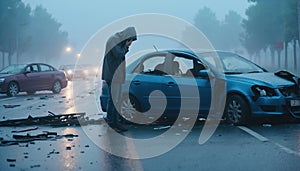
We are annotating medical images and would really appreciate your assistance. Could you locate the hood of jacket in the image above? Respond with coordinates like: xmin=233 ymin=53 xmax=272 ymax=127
xmin=105 ymin=27 xmax=137 ymax=54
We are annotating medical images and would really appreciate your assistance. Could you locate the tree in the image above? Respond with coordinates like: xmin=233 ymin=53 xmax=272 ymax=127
xmin=25 ymin=6 xmax=68 ymax=62
xmin=194 ymin=7 xmax=222 ymax=49
xmin=284 ymin=0 xmax=299 ymax=70
xmin=0 ymin=1 xmax=68 ymax=68
xmin=220 ymin=11 xmax=243 ymax=51
xmin=242 ymin=0 xmax=285 ymax=66
xmin=243 ymin=0 xmax=299 ymax=70
xmin=0 ymin=0 xmax=31 ymax=66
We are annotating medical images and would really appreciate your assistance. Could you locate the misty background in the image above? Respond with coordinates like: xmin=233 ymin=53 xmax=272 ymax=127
xmin=0 ymin=0 xmax=299 ymax=75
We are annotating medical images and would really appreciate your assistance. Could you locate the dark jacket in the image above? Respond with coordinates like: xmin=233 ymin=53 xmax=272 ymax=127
xmin=101 ymin=27 xmax=137 ymax=83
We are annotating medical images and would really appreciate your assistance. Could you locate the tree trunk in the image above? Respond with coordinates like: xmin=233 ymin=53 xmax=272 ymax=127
xmin=285 ymin=41 xmax=288 ymax=69
xmin=270 ymin=48 xmax=275 ymax=69
xmin=1 ymin=52 xmax=3 ymax=69
xmin=294 ymin=39 xmax=297 ymax=71
xmin=277 ymin=50 xmax=281 ymax=68
xmin=298 ymin=0 xmax=300 ymax=45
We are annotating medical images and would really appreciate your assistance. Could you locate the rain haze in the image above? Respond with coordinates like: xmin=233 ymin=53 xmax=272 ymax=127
xmin=1 ymin=1 xmax=300 ymax=170
xmin=20 ymin=0 xmax=251 ymax=66
xmin=22 ymin=0 xmax=250 ymax=47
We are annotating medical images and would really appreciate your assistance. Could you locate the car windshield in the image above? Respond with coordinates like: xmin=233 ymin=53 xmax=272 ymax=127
xmin=0 ymin=64 xmax=26 ymax=74
xmin=199 ymin=52 xmax=265 ymax=74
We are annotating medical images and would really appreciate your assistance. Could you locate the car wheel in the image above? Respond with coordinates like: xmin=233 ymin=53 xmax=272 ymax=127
xmin=225 ymin=95 xmax=250 ymax=125
xmin=120 ymin=95 xmax=140 ymax=123
xmin=52 ymin=80 xmax=62 ymax=94
xmin=7 ymin=82 xmax=19 ymax=97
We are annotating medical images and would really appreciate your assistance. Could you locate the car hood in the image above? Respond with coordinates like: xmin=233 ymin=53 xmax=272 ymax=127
xmin=227 ymin=72 xmax=295 ymax=87
xmin=0 ymin=73 xmax=14 ymax=78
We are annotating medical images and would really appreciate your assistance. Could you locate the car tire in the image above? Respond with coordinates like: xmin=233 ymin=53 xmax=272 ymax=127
xmin=52 ymin=80 xmax=62 ymax=94
xmin=120 ymin=95 xmax=141 ymax=124
xmin=7 ymin=82 xmax=19 ymax=97
xmin=225 ymin=94 xmax=250 ymax=125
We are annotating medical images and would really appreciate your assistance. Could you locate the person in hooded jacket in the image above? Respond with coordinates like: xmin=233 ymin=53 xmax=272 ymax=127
xmin=102 ymin=27 xmax=137 ymax=132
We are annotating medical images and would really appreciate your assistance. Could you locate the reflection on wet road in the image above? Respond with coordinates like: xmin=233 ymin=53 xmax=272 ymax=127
xmin=0 ymin=79 xmax=300 ymax=170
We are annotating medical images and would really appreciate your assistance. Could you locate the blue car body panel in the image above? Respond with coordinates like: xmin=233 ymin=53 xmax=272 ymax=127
xmin=100 ymin=50 xmax=300 ymax=119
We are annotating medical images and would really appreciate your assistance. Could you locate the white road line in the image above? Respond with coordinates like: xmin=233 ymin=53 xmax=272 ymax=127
xmin=274 ymin=142 xmax=300 ymax=156
xmin=238 ymin=126 xmax=269 ymax=142
xmin=238 ymin=126 xmax=300 ymax=157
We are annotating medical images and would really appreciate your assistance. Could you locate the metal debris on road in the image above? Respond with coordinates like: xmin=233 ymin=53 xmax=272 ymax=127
xmin=0 ymin=131 xmax=79 ymax=146
xmin=39 ymin=95 xmax=54 ymax=100
xmin=11 ymin=127 xmax=39 ymax=133
xmin=3 ymin=104 xmax=21 ymax=108
xmin=0 ymin=111 xmax=104 ymax=127
xmin=154 ymin=125 xmax=171 ymax=130
xmin=262 ymin=124 xmax=272 ymax=127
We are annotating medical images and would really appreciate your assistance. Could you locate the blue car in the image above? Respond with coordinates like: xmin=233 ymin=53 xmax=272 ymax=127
xmin=100 ymin=50 xmax=300 ymax=125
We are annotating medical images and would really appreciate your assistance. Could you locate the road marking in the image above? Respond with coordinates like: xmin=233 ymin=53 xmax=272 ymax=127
xmin=238 ymin=126 xmax=269 ymax=142
xmin=238 ymin=126 xmax=300 ymax=157
xmin=274 ymin=142 xmax=300 ymax=157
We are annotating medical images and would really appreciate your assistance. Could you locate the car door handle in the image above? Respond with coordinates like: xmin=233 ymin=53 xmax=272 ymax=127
xmin=133 ymin=80 xmax=141 ymax=85
xmin=167 ymin=82 xmax=175 ymax=87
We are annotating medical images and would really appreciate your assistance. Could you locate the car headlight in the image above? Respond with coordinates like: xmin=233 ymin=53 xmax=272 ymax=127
xmin=251 ymin=85 xmax=277 ymax=97
xmin=0 ymin=78 xmax=5 ymax=83
xmin=67 ymin=70 xmax=73 ymax=74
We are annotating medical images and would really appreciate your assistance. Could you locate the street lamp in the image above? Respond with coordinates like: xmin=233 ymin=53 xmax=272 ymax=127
xmin=65 ymin=46 xmax=72 ymax=53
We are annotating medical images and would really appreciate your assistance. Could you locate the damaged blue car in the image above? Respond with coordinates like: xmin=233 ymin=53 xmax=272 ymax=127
xmin=100 ymin=50 xmax=300 ymax=125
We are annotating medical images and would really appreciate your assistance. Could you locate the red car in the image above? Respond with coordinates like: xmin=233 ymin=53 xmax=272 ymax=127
xmin=0 ymin=63 xmax=68 ymax=96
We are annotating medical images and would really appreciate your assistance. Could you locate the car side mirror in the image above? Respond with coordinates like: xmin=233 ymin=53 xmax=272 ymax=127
xmin=198 ymin=70 xmax=212 ymax=79
xmin=23 ymin=71 xmax=31 ymax=75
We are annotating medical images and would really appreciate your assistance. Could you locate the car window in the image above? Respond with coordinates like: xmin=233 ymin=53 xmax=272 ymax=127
xmin=0 ymin=64 xmax=26 ymax=74
xmin=25 ymin=64 xmax=39 ymax=72
xmin=173 ymin=57 xmax=193 ymax=75
xmin=40 ymin=64 xmax=54 ymax=72
xmin=134 ymin=56 xmax=167 ymax=76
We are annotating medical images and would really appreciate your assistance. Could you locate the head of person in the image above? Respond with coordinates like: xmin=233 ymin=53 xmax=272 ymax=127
xmin=120 ymin=26 xmax=137 ymax=47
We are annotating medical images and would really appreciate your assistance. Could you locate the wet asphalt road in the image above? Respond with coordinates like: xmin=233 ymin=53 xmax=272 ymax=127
xmin=0 ymin=79 xmax=300 ymax=171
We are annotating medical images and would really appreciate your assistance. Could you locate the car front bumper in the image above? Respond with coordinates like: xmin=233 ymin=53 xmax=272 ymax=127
xmin=250 ymin=95 xmax=300 ymax=118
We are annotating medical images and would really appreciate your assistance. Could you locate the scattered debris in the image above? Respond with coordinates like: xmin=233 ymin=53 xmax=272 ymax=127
xmin=182 ymin=117 xmax=190 ymax=122
xmin=6 ymin=158 xmax=16 ymax=162
xmin=3 ymin=104 xmax=21 ymax=108
xmin=154 ymin=125 xmax=171 ymax=130
xmin=26 ymin=97 xmax=34 ymax=100
xmin=39 ymin=95 xmax=54 ymax=100
xmin=12 ymin=127 xmax=38 ymax=133
xmin=30 ymin=164 xmax=41 ymax=168
xmin=198 ymin=118 xmax=206 ymax=121
xmin=0 ymin=131 xmax=79 ymax=146
xmin=262 ymin=124 xmax=272 ymax=127
xmin=0 ymin=111 xmax=103 ymax=127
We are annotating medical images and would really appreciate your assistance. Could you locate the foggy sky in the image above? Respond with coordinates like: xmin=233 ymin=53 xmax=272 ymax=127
xmin=22 ymin=0 xmax=250 ymax=49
